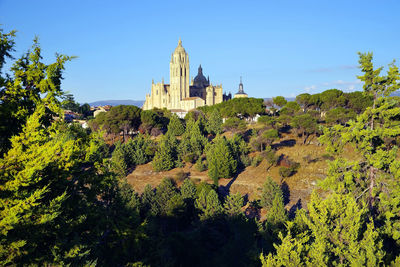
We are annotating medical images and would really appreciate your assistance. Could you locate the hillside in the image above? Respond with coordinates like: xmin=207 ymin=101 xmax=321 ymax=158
xmin=126 ymin=132 xmax=359 ymax=211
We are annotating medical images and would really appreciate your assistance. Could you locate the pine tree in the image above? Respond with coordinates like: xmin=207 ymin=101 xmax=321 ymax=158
xmin=195 ymin=189 xmax=223 ymax=220
xmin=206 ymin=136 xmax=237 ymax=185
xmin=224 ymin=193 xmax=243 ymax=217
xmin=206 ymin=109 xmax=223 ymax=135
xmin=260 ymin=176 xmax=283 ymax=210
xmin=152 ymin=133 xmax=178 ymax=171
xmin=167 ymin=114 xmax=185 ymax=136
xmin=319 ymin=53 xmax=400 ymax=253
xmin=181 ymin=178 xmax=197 ymax=200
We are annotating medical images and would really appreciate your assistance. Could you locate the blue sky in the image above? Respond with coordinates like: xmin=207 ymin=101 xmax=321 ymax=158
xmin=1 ymin=0 xmax=399 ymax=103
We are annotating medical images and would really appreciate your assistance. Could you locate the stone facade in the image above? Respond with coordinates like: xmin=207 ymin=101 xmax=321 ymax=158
xmin=143 ymin=39 xmax=229 ymax=111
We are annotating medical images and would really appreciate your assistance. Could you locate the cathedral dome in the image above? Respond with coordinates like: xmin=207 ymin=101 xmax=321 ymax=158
xmin=193 ymin=65 xmax=209 ymax=88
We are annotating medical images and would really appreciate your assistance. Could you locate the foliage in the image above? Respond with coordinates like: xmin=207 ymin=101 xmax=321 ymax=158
xmin=198 ymin=97 xmax=265 ymax=118
xmin=180 ymin=179 xmax=197 ymax=200
xmin=224 ymin=193 xmax=244 ymax=217
xmin=206 ymin=109 xmax=223 ymax=135
xmin=273 ymin=96 xmax=287 ymax=108
xmin=195 ymin=189 xmax=223 ymax=220
xmin=167 ymin=114 xmax=185 ymax=136
xmin=152 ymin=133 xmax=178 ymax=171
xmin=222 ymin=117 xmax=247 ymax=132
xmin=206 ymin=136 xmax=237 ymax=184
xmin=251 ymin=155 xmax=263 ymax=167
xmin=0 ymin=32 xmax=74 ymax=155
xmin=325 ymin=107 xmax=356 ymax=125
xmin=111 ymin=134 xmax=154 ymax=176
xmin=291 ymin=113 xmax=319 ymax=144
xmin=260 ymin=177 xmax=283 ymax=210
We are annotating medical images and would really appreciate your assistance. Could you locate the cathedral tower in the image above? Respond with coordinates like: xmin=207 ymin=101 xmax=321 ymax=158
xmin=169 ymin=38 xmax=190 ymax=109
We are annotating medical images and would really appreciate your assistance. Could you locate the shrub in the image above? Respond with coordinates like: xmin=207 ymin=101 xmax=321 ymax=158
xmin=261 ymin=147 xmax=279 ymax=167
xmin=194 ymin=158 xmax=207 ymax=172
xmin=183 ymin=152 xmax=197 ymax=163
xmin=278 ymin=162 xmax=300 ymax=178
xmin=251 ymin=155 xmax=263 ymax=167
xmin=175 ymin=170 xmax=189 ymax=183
xmin=240 ymin=154 xmax=252 ymax=168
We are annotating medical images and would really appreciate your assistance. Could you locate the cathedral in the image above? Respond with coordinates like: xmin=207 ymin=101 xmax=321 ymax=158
xmin=143 ymin=39 xmax=230 ymax=111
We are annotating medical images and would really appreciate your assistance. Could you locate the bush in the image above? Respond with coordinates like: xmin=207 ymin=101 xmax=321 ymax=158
xmin=261 ymin=147 xmax=279 ymax=167
xmin=251 ymin=155 xmax=263 ymax=167
xmin=278 ymin=162 xmax=300 ymax=178
xmin=240 ymin=154 xmax=252 ymax=168
xmin=194 ymin=158 xmax=207 ymax=172
xmin=183 ymin=152 xmax=197 ymax=163
xmin=175 ymin=170 xmax=189 ymax=183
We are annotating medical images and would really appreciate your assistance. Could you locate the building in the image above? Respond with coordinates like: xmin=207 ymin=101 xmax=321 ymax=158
xmin=234 ymin=77 xmax=248 ymax=98
xmin=143 ymin=39 xmax=230 ymax=111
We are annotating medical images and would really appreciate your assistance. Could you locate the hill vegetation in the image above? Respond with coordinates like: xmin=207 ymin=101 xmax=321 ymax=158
xmin=1 ymin=29 xmax=400 ymax=266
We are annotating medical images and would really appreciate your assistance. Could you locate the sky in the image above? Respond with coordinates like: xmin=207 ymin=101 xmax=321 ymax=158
xmin=1 ymin=0 xmax=400 ymax=103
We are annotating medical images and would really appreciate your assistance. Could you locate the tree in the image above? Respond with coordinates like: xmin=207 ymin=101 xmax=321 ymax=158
xmin=266 ymin=194 xmax=287 ymax=227
xmin=296 ymin=93 xmax=311 ymax=111
xmin=260 ymin=177 xmax=283 ymax=210
xmin=319 ymin=53 xmax=400 ymax=261
xmin=195 ymin=189 xmax=223 ymax=220
xmin=206 ymin=136 xmax=237 ymax=185
xmin=206 ymin=109 xmax=223 ymax=135
xmin=320 ymin=89 xmax=345 ymax=111
xmin=273 ymin=96 xmax=287 ymax=108
xmin=224 ymin=193 xmax=244 ymax=217
xmin=291 ymin=113 xmax=319 ymax=144
xmin=0 ymin=33 xmax=74 ymax=155
xmin=181 ymin=178 xmax=197 ymax=200
xmin=222 ymin=117 xmax=246 ymax=132
xmin=260 ymin=129 xmax=279 ymax=149
xmin=325 ymin=107 xmax=356 ymax=125
xmin=152 ymin=133 xmax=178 ymax=171
xmin=167 ymin=114 xmax=185 ymax=136
xmin=262 ymin=193 xmax=384 ymax=266
xmin=105 ymin=105 xmax=142 ymax=141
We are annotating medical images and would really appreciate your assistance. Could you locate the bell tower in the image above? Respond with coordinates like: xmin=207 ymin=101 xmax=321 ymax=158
xmin=170 ymin=38 xmax=190 ymax=109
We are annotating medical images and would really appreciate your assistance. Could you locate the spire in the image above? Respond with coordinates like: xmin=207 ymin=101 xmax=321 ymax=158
xmin=238 ymin=76 xmax=244 ymax=94
xmin=178 ymin=37 xmax=182 ymax=46
xmin=198 ymin=64 xmax=202 ymax=74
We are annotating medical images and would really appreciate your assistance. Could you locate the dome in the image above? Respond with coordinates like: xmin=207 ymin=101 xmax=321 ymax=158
xmin=193 ymin=65 xmax=209 ymax=88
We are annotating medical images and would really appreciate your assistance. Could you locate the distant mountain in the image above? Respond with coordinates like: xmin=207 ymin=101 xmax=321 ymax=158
xmin=89 ymin=100 xmax=145 ymax=107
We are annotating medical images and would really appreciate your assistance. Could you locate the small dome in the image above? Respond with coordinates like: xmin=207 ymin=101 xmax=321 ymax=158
xmin=193 ymin=65 xmax=209 ymax=88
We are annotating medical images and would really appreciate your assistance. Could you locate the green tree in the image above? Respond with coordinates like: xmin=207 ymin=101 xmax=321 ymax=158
xmin=152 ymin=133 xmax=178 ymax=171
xmin=195 ymin=189 xmax=223 ymax=220
xmin=181 ymin=178 xmax=197 ymax=200
xmin=224 ymin=193 xmax=244 ymax=217
xmin=167 ymin=114 xmax=185 ymax=136
xmin=291 ymin=113 xmax=319 ymax=144
xmin=0 ymin=33 xmax=74 ymax=155
xmin=262 ymin=193 xmax=384 ymax=266
xmin=222 ymin=117 xmax=247 ymax=132
xmin=296 ymin=93 xmax=311 ymax=111
xmin=273 ymin=96 xmax=287 ymax=108
xmin=260 ymin=177 xmax=283 ymax=210
xmin=206 ymin=109 xmax=223 ymax=135
xmin=206 ymin=136 xmax=237 ymax=185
